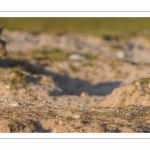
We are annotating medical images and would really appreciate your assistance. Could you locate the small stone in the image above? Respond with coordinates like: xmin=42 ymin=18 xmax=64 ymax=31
xmin=77 ymin=106 xmax=84 ymax=111
xmin=69 ymin=54 xmax=86 ymax=60
xmin=135 ymin=82 xmax=142 ymax=90
xmin=80 ymin=92 xmax=89 ymax=98
xmin=109 ymin=108 xmax=115 ymax=111
xmin=116 ymin=51 xmax=125 ymax=59
xmin=10 ymin=101 xmax=19 ymax=107
xmin=126 ymin=112 xmax=132 ymax=116
xmin=6 ymin=85 xmax=10 ymax=89
xmin=74 ymin=114 xmax=81 ymax=119
xmin=37 ymin=101 xmax=47 ymax=107
xmin=132 ymin=124 xmax=137 ymax=129
xmin=135 ymin=82 xmax=140 ymax=86
xmin=116 ymin=110 xmax=120 ymax=113
xmin=136 ymin=104 xmax=144 ymax=111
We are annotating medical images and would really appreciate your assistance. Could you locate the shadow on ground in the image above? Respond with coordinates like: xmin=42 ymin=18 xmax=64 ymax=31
xmin=9 ymin=119 xmax=51 ymax=133
xmin=0 ymin=58 xmax=121 ymax=96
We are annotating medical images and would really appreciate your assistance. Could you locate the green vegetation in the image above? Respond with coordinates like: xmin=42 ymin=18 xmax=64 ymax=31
xmin=69 ymin=65 xmax=80 ymax=72
xmin=0 ymin=66 xmax=26 ymax=90
xmin=81 ymin=53 xmax=97 ymax=59
xmin=110 ymin=44 xmax=122 ymax=51
xmin=7 ymin=48 xmax=70 ymax=61
xmin=10 ymin=67 xmax=27 ymax=89
xmin=28 ymin=48 xmax=70 ymax=61
xmin=133 ymin=77 xmax=150 ymax=85
xmin=7 ymin=48 xmax=97 ymax=62
xmin=102 ymin=34 xmax=119 ymax=40
xmin=1 ymin=18 xmax=150 ymax=36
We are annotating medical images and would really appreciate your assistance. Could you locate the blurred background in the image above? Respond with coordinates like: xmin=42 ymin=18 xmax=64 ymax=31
xmin=1 ymin=18 xmax=150 ymax=36
xmin=0 ymin=18 xmax=150 ymax=107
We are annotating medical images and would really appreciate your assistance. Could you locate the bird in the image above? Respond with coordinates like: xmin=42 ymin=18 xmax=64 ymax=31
xmin=0 ymin=26 xmax=4 ymax=36
xmin=0 ymin=39 xmax=7 ymax=57
xmin=0 ymin=26 xmax=7 ymax=57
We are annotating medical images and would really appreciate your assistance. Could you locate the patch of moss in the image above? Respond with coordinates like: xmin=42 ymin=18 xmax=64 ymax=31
xmin=110 ymin=44 xmax=122 ymax=51
xmin=133 ymin=77 xmax=150 ymax=85
xmin=81 ymin=53 xmax=97 ymax=60
xmin=29 ymin=48 xmax=70 ymax=62
xmin=69 ymin=65 xmax=80 ymax=72
xmin=10 ymin=67 xmax=27 ymax=89
xmin=102 ymin=34 xmax=119 ymax=41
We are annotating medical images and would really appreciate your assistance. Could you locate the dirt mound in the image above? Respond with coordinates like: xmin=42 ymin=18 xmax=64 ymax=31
xmin=101 ymin=84 xmax=150 ymax=107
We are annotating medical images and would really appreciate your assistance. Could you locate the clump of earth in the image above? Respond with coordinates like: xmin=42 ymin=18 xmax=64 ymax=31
xmin=0 ymin=30 xmax=150 ymax=132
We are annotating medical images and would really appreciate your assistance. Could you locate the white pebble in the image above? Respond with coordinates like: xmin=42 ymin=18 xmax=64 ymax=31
xmin=74 ymin=114 xmax=81 ymax=119
xmin=69 ymin=54 xmax=86 ymax=60
xmin=117 ymin=51 xmax=125 ymax=59
xmin=6 ymin=85 xmax=10 ymax=89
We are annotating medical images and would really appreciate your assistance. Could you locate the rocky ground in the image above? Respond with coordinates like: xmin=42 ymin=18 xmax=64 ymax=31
xmin=0 ymin=30 xmax=150 ymax=132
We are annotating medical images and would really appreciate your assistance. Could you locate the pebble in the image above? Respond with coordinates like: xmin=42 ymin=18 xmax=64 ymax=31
xmin=69 ymin=54 xmax=86 ymax=60
xmin=116 ymin=110 xmax=120 ymax=113
xmin=136 ymin=104 xmax=144 ymax=111
xmin=126 ymin=112 xmax=132 ymax=116
xmin=132 ymin=124 xmax=137 ymax=129
xmin=135 ymin=82 xmax=142 ymax=90
xmin=6 ymin=85 xmax=10 ymax=89
xmin=37 ymin=100 xmax=47 ymax=107
xmin=74 ymin=114 xmax=81 ymax=119
xmin=77 ymin=106 xmax=84 ymax=111
xmin=10 ymin=101 xmax=19 ymax=107
xmin=116 ymin=51 xmax=125 ymax=59
xmin=80 ymin=92 xmax=89 ymax=98
xmin=109 ymin=108 xmax=115 ymax=111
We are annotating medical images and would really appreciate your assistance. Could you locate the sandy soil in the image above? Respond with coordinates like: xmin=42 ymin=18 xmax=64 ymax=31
xmin=0 ymin=30 xmax=150 ymax=132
